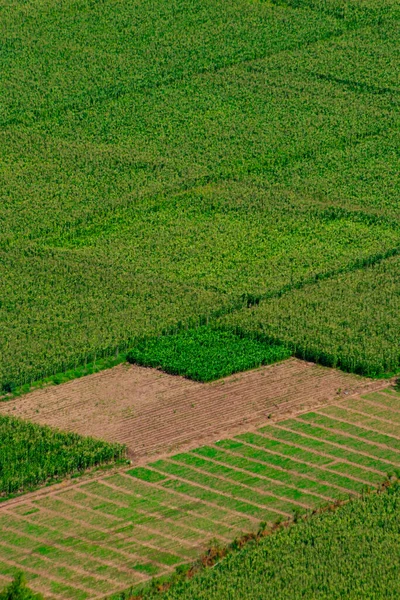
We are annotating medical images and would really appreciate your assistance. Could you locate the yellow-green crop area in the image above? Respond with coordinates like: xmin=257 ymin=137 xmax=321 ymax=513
xmin=1 ymin=0 xmax=400 ymax=390
xmin=1 ymin=388 xmax=400 ymax=599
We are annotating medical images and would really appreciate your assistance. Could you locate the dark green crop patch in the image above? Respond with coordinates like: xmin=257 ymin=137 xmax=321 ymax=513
xmin=126 ymin=327 xmax=291 ymax=382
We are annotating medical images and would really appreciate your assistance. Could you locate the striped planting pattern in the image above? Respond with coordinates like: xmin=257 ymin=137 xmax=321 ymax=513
xmin=0 ymin=388 xmax=399 ymax=599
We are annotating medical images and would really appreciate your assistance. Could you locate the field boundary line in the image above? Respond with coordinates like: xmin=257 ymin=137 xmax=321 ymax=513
xmin=0 ymin=512 xmax=149 ymax=581
xmin=26 ymin=500 xmax=178 ymax=571
xmin=374 ymin=389 xmax=400 ymax=399
xmin=166 ymin=457 xmax=313 ymax=510
xmin=272 ymin=423 xmax=400 ymax=467
xmin=58 ymin=489 xmax=205 ymax=552
xmin=6 ymin=502 xmax=159 ymax=578
xmin=0 ymin=541 xmax=96 ymax=597
xmin=5 ymin=25 xmax=356 ymax=131
xmin=343 ymin=397 xmax=400 ymax=417
xmin=209 ymin=444 xmax=352 ymax=494
xmin=353 ymin=396 xmax=400 ymax=415
xmin=5 ymin=239 xmax=398 ymax=399
xmin=186 ymin=451 xmax=333 ymax=502
xmin=256 ymin=431 xmax=388 ymax=475
xmin=329 ymin=403 xmax=400 ymax=426
xmin=233 ymin=439 xmax=374 ymax=486
xmin=114 ymin=472 xmax=261 ymax=525
xmin=0 ymin=523 xmax=132 ymax=589
xmin=122 ymin=375 xmax=393 ymax=460
xmin=74 ymin=485 xmax=231 ymax=544
xmin=206 ymin=444 xmax=369 ymax=498
xmin=91 ymin=477 xmax=239 ymax=537
xmin=316 ymin=408 xmax=400 ymax=439
xmin=37 ymin=495 xmax=195 ymax=561
xmin=0 ymin=464 xmax=130 ymax=509
xmin=292 ymin=416 xmax=400 ymax=453
xmin=145 ymin=465 xmax=292 ymax=517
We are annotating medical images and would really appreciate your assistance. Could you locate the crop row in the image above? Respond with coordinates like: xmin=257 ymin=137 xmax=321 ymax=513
xmin=1 ymin=389 xmax=399 ymax=597
xmin=1 ymin=0 xmax=399 ymax=388
xmin=219 ymin=253 xmax=400 ymax=376
xmin=0 ymin=415 xmax=125 ymax=498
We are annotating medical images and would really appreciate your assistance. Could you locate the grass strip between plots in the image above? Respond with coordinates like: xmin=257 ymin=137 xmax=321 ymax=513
xmin=119 ymin=481 xmax=400 ymax=600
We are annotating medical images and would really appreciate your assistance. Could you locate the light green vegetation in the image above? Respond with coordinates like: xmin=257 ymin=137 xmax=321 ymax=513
xmin=0 ymin=415 xmax=125 ymax=499
xmin=1 ymin=0 xmax=400 ymax=390
xmin=127 ymin=327 xmax=290 ymax=381
xmin=139 ymin=482 xmax=400 ymax=600
xmin=1 ymin=389 xmax=399 ymax=598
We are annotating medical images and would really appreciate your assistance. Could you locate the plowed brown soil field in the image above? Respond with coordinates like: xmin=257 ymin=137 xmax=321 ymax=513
xmin=0 ymin=358 xmax=387 ymax=459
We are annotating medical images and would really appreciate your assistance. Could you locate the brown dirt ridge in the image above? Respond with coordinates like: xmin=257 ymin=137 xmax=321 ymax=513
xmin=0 ymin=367 xmax=399 ymax=600
xmin=0 ymin=358 xmax=388 ymax=460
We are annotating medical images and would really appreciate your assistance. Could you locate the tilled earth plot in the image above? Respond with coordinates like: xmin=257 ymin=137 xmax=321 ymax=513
xmin=0 ymin=358 xmax=384 ymax=458
xmin=1 ymin=388 xmax=399 ymax=599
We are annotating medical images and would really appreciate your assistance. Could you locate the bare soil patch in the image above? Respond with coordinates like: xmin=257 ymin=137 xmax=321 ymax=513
xmin=0 ymin=359 xmax=387 ymax=460
xmin=0 ymin=383 xmax=399 ymax=600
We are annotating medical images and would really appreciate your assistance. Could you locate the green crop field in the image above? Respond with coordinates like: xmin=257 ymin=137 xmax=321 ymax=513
xmin=219 ymin=253 xmax=400 ymax=376
xmin=0 ymin=415 xmax=125 ymax=499
xmin=126 ymin=327 xmax=290 ymax=381
xmin=1 ymin=0 xmax=400 ymax=596
xmin=139 ymin=482 xmax=400 ymax=600
xmin=0 ymin=389 xmax=399 ymax=599
xmin=1 ymin=0 xmax=400 ymax=390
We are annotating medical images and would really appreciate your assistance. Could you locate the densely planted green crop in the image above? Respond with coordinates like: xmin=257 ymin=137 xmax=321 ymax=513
xmin=0 ymin=415 xmax=125 ymax=498
xmin=1 ymin=0 xmax=399 ymax=390
xmin=219 ymin=253 xmax=400 ymax=377
xmin=137 ymin=483 xmax=400 ymax=599
xmin=2 ymin=184 xmax=400 ymax=392
xmin=127 ymin=327 xmax=290 ymax=381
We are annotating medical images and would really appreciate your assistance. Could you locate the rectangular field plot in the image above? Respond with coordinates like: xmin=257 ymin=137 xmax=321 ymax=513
xmin=1 ymin=388 xmax=399 ymax=598
xmin=360 ymin=391 xmax=400 ymax=412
